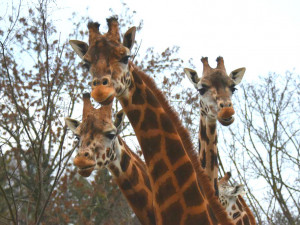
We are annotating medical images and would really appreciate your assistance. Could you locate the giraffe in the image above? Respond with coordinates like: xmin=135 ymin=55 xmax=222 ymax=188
xmin=65 ymin=93 xmax=155 ymax=225
xmin=219 ymin=172 xmax=256 ymax=225
xmin=184 ymin=60 xmax=256 ymax=224
xmin=184 ymin=57 xmax=245 ymax=195
xmin=69 ymin=17 xmax=234 ymax=225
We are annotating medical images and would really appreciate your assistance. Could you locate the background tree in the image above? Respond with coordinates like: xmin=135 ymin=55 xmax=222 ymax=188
xmin=217 ymin=72 xmax=300 ymax=225
xmin=1 ymin=0 xmax=299 ymax=224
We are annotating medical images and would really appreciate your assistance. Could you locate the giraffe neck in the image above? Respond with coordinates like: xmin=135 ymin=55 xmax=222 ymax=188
xmin=199 ymin=111 xmax=219 ymax=196
xmin=107 ymin=136 xmax=155 ymax=225
xmin=118 ymin=65 xmax=234 ymax=225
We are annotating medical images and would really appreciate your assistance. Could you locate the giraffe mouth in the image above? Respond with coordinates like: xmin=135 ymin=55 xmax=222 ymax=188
xmin=77 ymin=165 xmax=96 ymax=177
xmin=218 ymin=116 xmax=235 ymax=126
xmin=217 ymin=107 xmax=235 ymax=126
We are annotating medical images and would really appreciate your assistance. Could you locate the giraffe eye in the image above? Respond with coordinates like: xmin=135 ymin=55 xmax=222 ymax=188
xmin=198 ymin=87 xmax=207 ymax=95
xmin=82 ymin=62 xmax=90 ymax=71
xmin=230 ymin=86 xmax=237 ymax=93
xmin=105 ymin=132 xmax=116 ymax=140
xmin=119 ymin=55 xmax=131 ymax=64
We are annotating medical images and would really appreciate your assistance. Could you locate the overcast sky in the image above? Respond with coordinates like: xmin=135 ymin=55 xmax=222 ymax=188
xmin=56 ymin=0 xmax=300 ymax=82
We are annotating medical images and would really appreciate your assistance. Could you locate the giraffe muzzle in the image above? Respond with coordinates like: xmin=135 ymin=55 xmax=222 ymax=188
xmin=73 ymin=155 xmax=96 ymax=177
xmin=91 ymin=84 xmax=116 ymax=105
xmin=217 ymin=107 xmax=235 ymax=126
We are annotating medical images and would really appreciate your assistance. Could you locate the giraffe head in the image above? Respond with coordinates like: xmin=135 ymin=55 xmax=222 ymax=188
xmin=184 ymin=57 xmax=245 ymax=126
xmin=69 ymin=16 xmax=136 ymax=104
xmin=218 ymin=172 xmax=246 ymax=209
xmin=65 ymin=93 xmax=125 ymax=177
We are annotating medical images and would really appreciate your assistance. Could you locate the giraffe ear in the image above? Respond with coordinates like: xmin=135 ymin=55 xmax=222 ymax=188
xmin=184 ymin=68 xmax=201 ymax=89
xmin=114 ymin=110 xmax=125 ymax=134
xmin=65 ymin=117 xmax=81 ymax=133
xmin=229 ymin=67 xmax=246 ymax=85
xmin=69 ymin=40 xmax=89 ymax=59
xmin=123 ymin=27 xmax=136 ymax=50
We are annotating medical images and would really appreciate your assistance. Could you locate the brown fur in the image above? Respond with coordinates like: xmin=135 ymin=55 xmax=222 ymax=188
xmin=130 ymin=62 xmax=234 ymax=225
xmin=237 ymin=196 xmax=256 ymax=225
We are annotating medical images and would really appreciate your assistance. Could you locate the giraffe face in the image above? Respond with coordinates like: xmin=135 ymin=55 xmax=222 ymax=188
xmin=69 ymin=20 xmax=136 ymax=104
xmin=65 ymin=113 xmax=118 ymax=177
xmin=184 ymin=59 xmax=245 ymax=126
xmin=65 ymin=95 xmax=125 ymax=177
xmin=218 ymin=172 xmax=246 ymax=207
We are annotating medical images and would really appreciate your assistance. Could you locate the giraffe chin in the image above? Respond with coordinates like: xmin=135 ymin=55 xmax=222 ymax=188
xmin=78 ymin=167 xmax=94 ymax=177
xmin=91 ymin=86 xmax=115 ymax=105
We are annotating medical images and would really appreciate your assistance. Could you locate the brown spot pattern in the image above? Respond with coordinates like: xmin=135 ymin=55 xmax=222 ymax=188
xmin=140 ymin=108 xmax=159 ymax=131
xmin=200 ymin=120 xmax=209 ymax=144
xmin=201 ymin=150 xmax=206 ymax=168
xmin=185 ymin=212 xmax=209 ymax=225
xmin=145 ymin=88 xmax=160 ymax=108
xmin=151 ymin=159 xmax=168 ymax=182
xmin=132 ymin=70 xmax=143 ymax=84
xmin=183 ymin=182 xmax=204 ymax=207
xmin=160 ymin=113 xmax=176 ymax=133
xmin=127 ymin=189 xmax=148 ymax=209
xmin=174 ymin=162 xmax=194 ymax=187
xmin=209 ymin=124 xmax=216 ymax=135
xmin=120 ymin=151 xmax=130 ymax=172
xmin=233 ymin=212 xmax=241 ymax=219
xmin=140 ymin=135 xmax=161 ymax=164
xmin=165 ymin=137 xmax=186 ymax=164
xmin=210 ymin=149 xmax=216 ymax=171
xmin=161 ymin=201 xmax=183 ymax=225
xmin=142 ymin=170 xmax=152 ymax=191
xmin=155 ymin=177 xmax=176 ymax=206
xmin=243 ymin=215 xmax=250 ymax=225
xmin=127 ymin=110 xmax=141 ymax=128
xmin=132 ymin=86 xmax=145 ymax=105
xmin=129 ymin=164 xmax=139 ymax=186
xmin=120 ymin=179 xmax=132 ymax=190
xmin=147 ymin=210 xmax=156 ymax=225
xmin=108 ymin=164 xmax=120 ymax=177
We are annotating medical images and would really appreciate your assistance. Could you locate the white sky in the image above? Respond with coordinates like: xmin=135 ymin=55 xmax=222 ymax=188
xmin=57 ymin=0 xmax=300 ymax=82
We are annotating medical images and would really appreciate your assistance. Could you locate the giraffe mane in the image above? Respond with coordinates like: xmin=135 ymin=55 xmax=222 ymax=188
xmin=130 ymin=62 xmax=234 ymax=225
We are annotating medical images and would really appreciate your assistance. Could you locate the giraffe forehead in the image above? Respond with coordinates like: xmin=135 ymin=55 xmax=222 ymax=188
xmin=80 ymin=116 xmax=114 ymax=136
xmin=88 ymin=38 xmax=128 ymax=60
xmin=202 ymin=71 xmax=233 ymax=89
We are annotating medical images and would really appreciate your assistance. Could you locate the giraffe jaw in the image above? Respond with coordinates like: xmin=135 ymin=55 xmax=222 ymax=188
xmin=77 ymin=165 xmax=96 ymax=177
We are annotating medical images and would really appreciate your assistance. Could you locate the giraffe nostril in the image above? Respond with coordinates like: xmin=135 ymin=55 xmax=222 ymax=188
xmin=220 ymin=103 xmax=224 ymax=108
xmin=102 ymin=78 xmax=109 ymax=85
xmin=228 ymin=103 xmax=232 ymax=107
xmin=93 ymin=80 xmax=97 ymax=86
xmin=84 ymin=152 xmax=89 ymax=157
